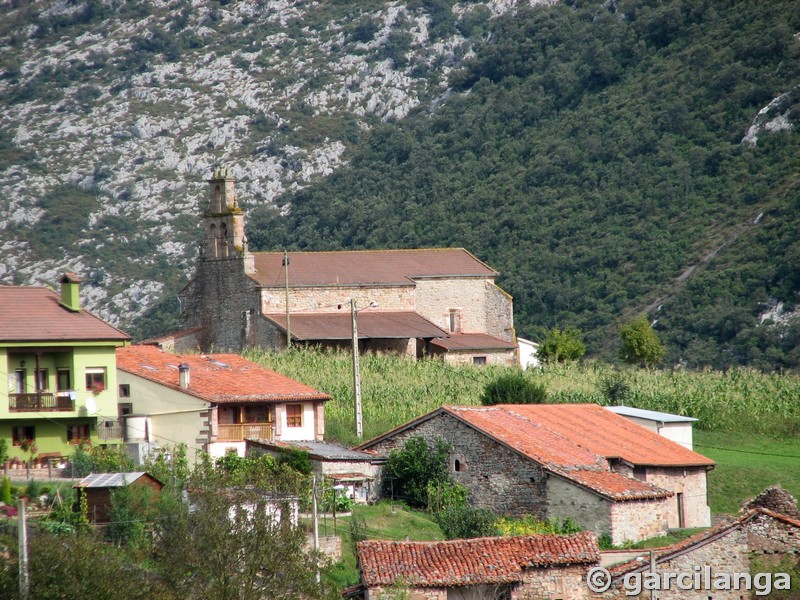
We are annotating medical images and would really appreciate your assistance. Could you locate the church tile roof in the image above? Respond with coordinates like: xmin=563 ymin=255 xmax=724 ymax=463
xmin=251 ymin=248 xmax=497 ymax=287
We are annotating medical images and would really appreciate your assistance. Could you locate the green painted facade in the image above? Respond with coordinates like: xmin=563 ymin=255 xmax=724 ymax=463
xmin=1 ymin=341 xmax=126 ymax=463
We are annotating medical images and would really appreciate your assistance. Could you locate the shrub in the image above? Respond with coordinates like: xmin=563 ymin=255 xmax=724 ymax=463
xmin=277 ymin=449 xmax=312 ymax=475
xmin=383 ymin=437 xmax=452 ymax=509
xmin=1 ymin=477 xmax=11 ymax=505
xmin=538 ymin=327 xmax=586 ymax=363
xmin=480 ymin=372 xmax=547 ymax=405
xmin=434 ymin=506 xmax=499 ymax=540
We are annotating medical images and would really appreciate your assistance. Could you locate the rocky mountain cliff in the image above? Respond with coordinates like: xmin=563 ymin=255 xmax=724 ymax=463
xmin=0 ymin=0 xmax=542 ymax=327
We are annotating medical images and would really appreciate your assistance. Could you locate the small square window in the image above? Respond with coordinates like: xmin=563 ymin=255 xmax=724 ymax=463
xmin=85 ymin=368 xmax=106 ymax=393
xmin=119 ymin=384 xmax=130 ymax=398
xmin=12 ymin=426 xmax=35 ymax=447
xmin=286 ymin=404 xmax=302 ymax=428
xmin=473 ymin=356 xmax=487 ymax=366
xmin=67 ymin=424 xmax=90 ymax=445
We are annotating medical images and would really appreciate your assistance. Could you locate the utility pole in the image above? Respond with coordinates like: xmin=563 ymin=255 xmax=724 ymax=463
xmin=18 ymin=498 xmax=29 ymax=600
xmin=283 ymin=250 xmax=291 ymax=348
xmin=351 ymin=298 xmax=363 ymax=439
xmin=312 ymin=475 xmax=320 ymax=583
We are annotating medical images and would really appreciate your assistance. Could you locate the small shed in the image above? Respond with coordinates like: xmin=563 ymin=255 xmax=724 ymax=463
xmin=605 ymin=406 xmax=698 ymax=450
xmin=74 ymin=472 xmax=163 ymax=523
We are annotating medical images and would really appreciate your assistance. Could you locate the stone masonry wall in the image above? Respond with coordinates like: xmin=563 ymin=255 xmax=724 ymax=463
xmin=517 ymin=564 xmax=594 ymax=600
xmin=440 ymin=349 xmax=517 ymax=367
xmin=366 ymin=587 xmax=444 ymax=600
xmin=546 ymin=476 xmax=612 ymax=539
xmin=368 ymin=412 xmax=550 ymax=517
xmin=609 ymin=497 xmax=670 ymax=545
xmin=600 ymin=527 xmax=751 ymax=600
xmin=413 ymin=278 xmax=514 ymax=341
xmin=179 ymin=256 xmax=266 ymax=353
xmin=260 ymin=285 xmax=416 ymax=313
xmin=743 ymin=512 xmax=800 ymax=557
xmin=641 ymin=467 xmax=711 ymax=529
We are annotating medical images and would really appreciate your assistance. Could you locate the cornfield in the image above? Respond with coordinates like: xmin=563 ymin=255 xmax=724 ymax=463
xmin=244 ymin=348 xmax=800 ymax=446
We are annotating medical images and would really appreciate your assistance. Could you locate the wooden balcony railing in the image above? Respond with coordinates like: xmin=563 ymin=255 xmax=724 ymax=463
xmin=9 ymin=393 xmax=74 ymax=412
xmin=217 ymin=423 xmax=274 ymax=442
xmin=98 ymin=420 xmax=124 ymax=441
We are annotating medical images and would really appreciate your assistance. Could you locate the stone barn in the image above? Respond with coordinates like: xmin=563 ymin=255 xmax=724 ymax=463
xmin=358 ymin=404 xmax=715 ymax=545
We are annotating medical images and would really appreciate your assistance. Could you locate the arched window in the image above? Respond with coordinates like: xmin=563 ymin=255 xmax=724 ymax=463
xmin=214 ymin=185 xmax=222 ymax=212
xmin=209 ymin=224 xmax=218 ymax=257
xmin=220 ymin=222 xmax=229 ymax=257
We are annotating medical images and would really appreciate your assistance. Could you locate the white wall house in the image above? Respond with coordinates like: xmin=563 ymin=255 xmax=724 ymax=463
xmin=116 ymin=345 xmax=329 ymax=463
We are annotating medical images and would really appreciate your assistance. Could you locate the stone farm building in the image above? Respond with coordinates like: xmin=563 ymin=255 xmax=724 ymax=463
xmin=357 ymin=404 xmax=715 ymax=545
xmin=355 ymin=532 xmax=600 ymax=600
xmin=176 ymin=168 xmax=517 ymax=366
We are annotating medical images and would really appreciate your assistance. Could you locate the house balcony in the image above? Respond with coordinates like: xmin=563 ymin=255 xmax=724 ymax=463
xmin=9 ymin=392 xmax=74 ymax=412
xmin=217 ymin=423 xmax=274 ymax=442
xmin=98 ymin=419 xmax=124 ymax=441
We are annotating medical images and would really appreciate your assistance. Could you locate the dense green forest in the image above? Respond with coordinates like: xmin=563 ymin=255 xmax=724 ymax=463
xmin=246 ymin=0 xmax=800 ymax=370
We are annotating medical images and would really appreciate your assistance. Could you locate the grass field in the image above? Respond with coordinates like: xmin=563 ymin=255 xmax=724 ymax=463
xmin=697 ymin=430 xmax=800 ymax=515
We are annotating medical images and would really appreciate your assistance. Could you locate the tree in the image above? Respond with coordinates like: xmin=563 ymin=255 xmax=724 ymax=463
xmin=434 ymin=506 xmax=499 ymax=540
xmin=619 ymin=316 xmax=666 ymax=368
xmin=537 ymin=327 xmax=586 ymax=363
xmin=480 ymin=372 xmax=547 ymax=405
xmin=382 ymin=437 xmax=451 ymax=509
xmin=153 ymin=471 xmax=335 ymax=600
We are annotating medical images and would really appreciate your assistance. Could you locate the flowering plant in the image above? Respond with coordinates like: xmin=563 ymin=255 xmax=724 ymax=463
xmin=90 ymin=382 xmax=105 ymax=394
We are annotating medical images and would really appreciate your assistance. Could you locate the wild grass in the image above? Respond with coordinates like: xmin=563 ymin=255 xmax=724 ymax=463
xmin=244 ymin=348 xmax=800 ymax=445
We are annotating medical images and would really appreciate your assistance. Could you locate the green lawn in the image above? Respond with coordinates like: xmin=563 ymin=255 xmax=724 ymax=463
xmin=696 ymin=430 xmax=800 ymax=515
xmin=323 ymin=502 xmax=444 ymax=589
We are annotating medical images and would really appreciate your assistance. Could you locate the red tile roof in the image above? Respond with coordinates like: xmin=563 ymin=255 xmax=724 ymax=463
xmin=430 ymin=333 xmax=517 ymax=351
xmin=116 ymin=345 xmax=330 ymax=404
xmin=358 ymin=532 xmax=599 ymax=588
xmin=358 ymin=404 xmax=712 ymax=501
xmin=263 ymin=311 xmax=449 ymax=341
xmin=492 ymin=404 xmax=714 ymax=468
xmin=0 ymin=286 xmax=130 ymax=343
xmin=251 ymin=248 xmax=497 ymax=287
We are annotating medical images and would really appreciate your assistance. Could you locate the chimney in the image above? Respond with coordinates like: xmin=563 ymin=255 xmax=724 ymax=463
xmin=179 ymin=363 xmax=191 ymax=389
xmin=59 ymin=273 xmax=82 ymax=312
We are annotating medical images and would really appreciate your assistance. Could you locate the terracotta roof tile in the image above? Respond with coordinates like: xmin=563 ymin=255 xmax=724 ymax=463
xmin=357 ymin=532 xmax=599 ymax=588
xmin=263 ymin=311 xmax=448 ymax=341
xmin=0 ymin=286 xmax=130 ymax=343
xmin=251 ymin=248 xmax=497 ymax=287
xmin=555 ymin=469 xmax=672 ymax=501
xmin=430 ymin=333 xmax=517 ymax=351
xmin=478 ymin=404 xmax=713 ymax=468
xmin=116 ymin=345 xmax=330 ymax=404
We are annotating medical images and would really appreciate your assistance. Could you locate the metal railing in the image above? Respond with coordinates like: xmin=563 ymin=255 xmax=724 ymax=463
xmin=217 ymin=423 xmax=274 ymax=442
xmin=9 ymin=393 xmax=74 ymax=412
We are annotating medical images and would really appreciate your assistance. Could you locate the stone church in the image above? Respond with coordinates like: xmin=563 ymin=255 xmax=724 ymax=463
xmin=176 ymin=169 xmax=517 ymax=365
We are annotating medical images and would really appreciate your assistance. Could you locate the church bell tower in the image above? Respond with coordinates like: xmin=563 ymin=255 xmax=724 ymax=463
xmin=202 ymin=166 xmax=254 ymax=273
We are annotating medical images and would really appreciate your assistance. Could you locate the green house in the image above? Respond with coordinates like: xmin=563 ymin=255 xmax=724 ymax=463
xmin=0 ymin=274 xmax=130 ymax=463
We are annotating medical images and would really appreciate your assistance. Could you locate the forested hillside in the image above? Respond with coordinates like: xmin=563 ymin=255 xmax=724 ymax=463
xmin=248 ymin=0 xmax=800 ymax=370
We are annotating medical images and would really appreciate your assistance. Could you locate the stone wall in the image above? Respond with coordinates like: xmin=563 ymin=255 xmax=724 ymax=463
xmin=260 ymin=285 xmax=416 ymax=313
xmin=366 ymin=587 xmax=444 ymax=600
xmin=743 ymin=511 xmax=800 ymax=558
xmin=368 ymin=412 xmax=550 ymax=517
xmin=638 ymin=467 xmax=710 ymax=529
xmin=546 ymin=476 xmax=612 ymax=539
xmin=517 ymin=564 xmax=594 ymax=600
xmin=609 ymin=497 xmax=670 ymax=545
xmin=436 ymin=348 xmax=517 ymax=367
xmin=179 ymin=256 xmax=265 ymax=353
xmin=413 ymin=278 xmax=514 ymax=342
xmin=601 ymin=527 xmax=751 ymax=600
